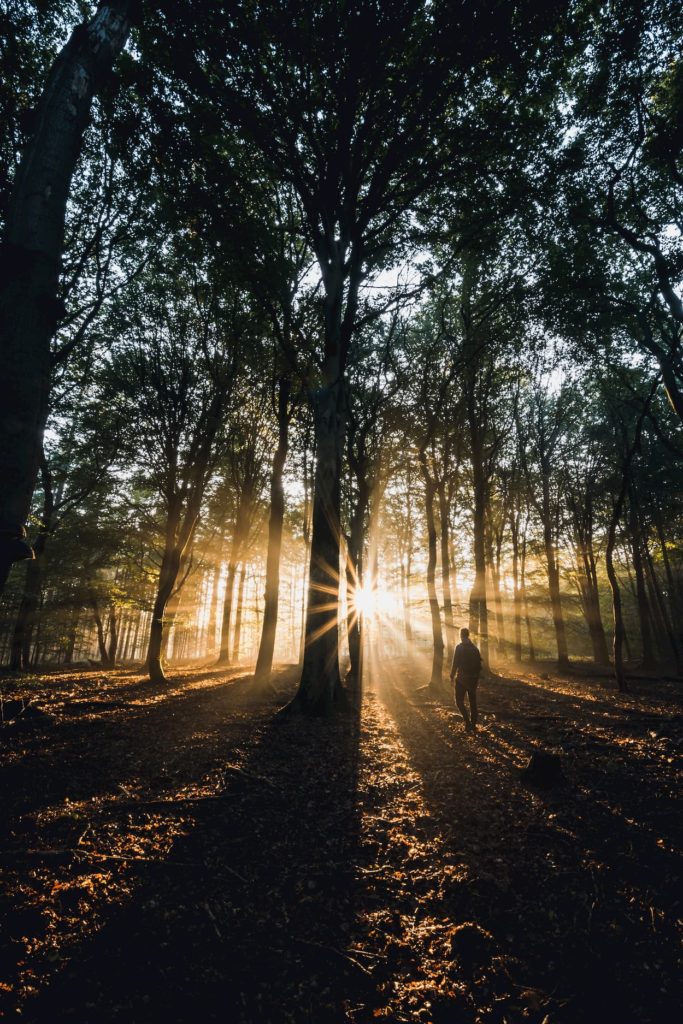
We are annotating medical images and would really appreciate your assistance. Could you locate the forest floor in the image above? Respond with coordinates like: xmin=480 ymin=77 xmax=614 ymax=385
xmin=0 ymin=655 xmax=681 ymax=1023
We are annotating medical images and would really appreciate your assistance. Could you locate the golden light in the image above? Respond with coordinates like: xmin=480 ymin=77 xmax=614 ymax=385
xmin=352 ymin=586 xmax=374 ymax=618
xmin=350 ymin=584 xmax=400 ymax=619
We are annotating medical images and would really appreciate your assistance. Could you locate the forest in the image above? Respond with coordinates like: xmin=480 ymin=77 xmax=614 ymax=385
xmin=0 ymin=2 xmax=681 ymax=1022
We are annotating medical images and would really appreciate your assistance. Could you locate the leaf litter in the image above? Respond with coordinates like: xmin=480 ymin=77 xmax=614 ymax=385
xmin=0 ymin=660 xmax=681 ymax=1022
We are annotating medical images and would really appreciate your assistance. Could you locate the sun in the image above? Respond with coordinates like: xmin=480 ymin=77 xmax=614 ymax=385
xmin=349 ymin=584 xmax=399 ymax=619
xmin=352 ymin=586 xmax=373 ymax=617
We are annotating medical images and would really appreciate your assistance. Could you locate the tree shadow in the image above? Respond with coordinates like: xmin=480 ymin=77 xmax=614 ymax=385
xmin=376 ymin=668 xmax=682 ymax=1024
xmin=4 ymin=670 xmax=364 ymax=1023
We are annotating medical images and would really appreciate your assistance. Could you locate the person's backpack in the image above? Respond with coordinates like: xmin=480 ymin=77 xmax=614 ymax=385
xmin=459 ymin=641 xmax=482 ymax=678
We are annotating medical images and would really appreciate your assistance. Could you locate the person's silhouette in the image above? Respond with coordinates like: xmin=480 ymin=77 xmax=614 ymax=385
xmin=450 ymin=627 xmax=482 ymax=732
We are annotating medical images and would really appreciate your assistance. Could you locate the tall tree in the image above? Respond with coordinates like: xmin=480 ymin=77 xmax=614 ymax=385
xmin=0 ymin=1 xmax=136 ymax=590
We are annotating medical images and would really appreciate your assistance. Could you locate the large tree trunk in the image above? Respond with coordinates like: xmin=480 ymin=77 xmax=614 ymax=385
xmin=288 ymin=380 xmax=345 ymax=713
xmin=298 ymin=428 xmax=313 ymax=664
xmin=254 ymin=377 xmax=290 ymax=686
xmin=146 ymin=545 xmax=182 ymax=684
xmin=10 ymin=540 xmax=46 ymax=670
xmin=146 ymin=491 xmax=201 ymax=684
xmin=10 ymin=450 xmax=54 ymax=669
xmin=345 ymin=477 xmax=369 ymax=691
xmin=0 ymin=2 xmax=135 ymax=592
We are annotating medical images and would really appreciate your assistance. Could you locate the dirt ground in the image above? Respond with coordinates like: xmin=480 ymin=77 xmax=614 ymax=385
xmin=0 ymin=657 xmax=681 ymax=1023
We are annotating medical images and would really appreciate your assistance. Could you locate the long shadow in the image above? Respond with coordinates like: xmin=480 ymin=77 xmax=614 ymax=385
xmin=378 ymin=671 xmax=682 ymax=1024
xmin=0 ymin=670 xmax=252 ymax=834
xmin=18 ymin=675 xmax=362 ymax=1023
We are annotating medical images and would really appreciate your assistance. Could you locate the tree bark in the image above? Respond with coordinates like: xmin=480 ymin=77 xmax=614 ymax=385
xmin=605 ymin=395 xmax=654 ymax=692
xmin=510 ymin=509 xmax=523 ymax=661
xmin=605 ymin=518 xmax=627 ymax=692
xmin=217 ymin=560 xmax=238 ymax=665
xmin=89 ymin=591 xmax=108 ymax=665
xmin=10 ymin=538 xmax=46 ymax=671
xmin=146 ymin=485 xmax=202 ymax=683
xmin=643 ymin=538 xmax=683 ymax=674
xmin=540 ymin=470 xmax=569 ymax=667
xmin=419 ymin=451 xmax=445 ymax=691
xmin=520 ymin=532 xmax=536 ymax=661
xmin=254 ymin=376 xmax=290 ymax=686
xmin=9 ymin=449 xmax=55 ymax=669
xmin=0 ymin=1 xmax=135 ymax=592
xmin=437 ymin=480 xmax=455 ymax=662
xmin=583 ymin=529 xmax=610 ymax=665
xmin=64 ymin=607 xmax=79 ymax=664
xmin=146 ymin=545 xmax=182 ymax=684
xmin=288 ymin=380 xmax=345 ymax=712
xmin=232 ymin=564 xmax=247 ymax=663
xmin=627 ymin=492 xmax=655 ymax=668
xmin=469 ymin=446 xmax=489 ymax=668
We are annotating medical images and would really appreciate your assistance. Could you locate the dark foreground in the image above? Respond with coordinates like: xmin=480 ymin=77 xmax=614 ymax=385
xmin=0 ymin=659 xmax=681 ymax=1023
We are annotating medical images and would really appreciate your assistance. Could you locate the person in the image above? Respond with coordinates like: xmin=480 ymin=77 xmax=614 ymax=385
xmin=450 ymin=627 xmax=482 ymax=732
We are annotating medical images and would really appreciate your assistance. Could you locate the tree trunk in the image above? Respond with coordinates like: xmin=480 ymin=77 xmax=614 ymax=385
xmin=162 ymin=589 xmax=181 ymax=660
xmin=345 ymin=484 xmax=368 ymax=690
xmin=521 ymin=533 xmax=536 ymax=661
xmin=419 ymin=452 xmax=444 ymax=691
xmin=627 ymin=494 xmax=655 ymax=668
xmin=540 ymin=472 xmax=569 ymax=667
xmin=605 ymin=522 xmax=627 ymax=692
xmin=469 ymin=449 xmax=489 ymax=668
xmin=654 ymin=504 xmax=683 ymax=615
xmin=64 ymin=607 xmax=79 ymax=664
xmin=604 ymin=398 xmax=653 ymax=692
xmin=106 ymin=605 xmax=118 ymax=666
xmin=298 ymin=428 xmax=313 ymax=664
xmin=510 ymin=511 xmax=523 ymax=661
xmin=232 ymin=564 xmax=247 ymax=663
xmin=9 ymin=450 xmax=54 ymax=669
xmin=89 ymin=591 xmax=108 ymax=664
xmin=437 ymin=480 xmax=455 ymax=661
xmin=146 ymin=545 xmax=182 ymax=684
xmin=254 ymin=377 xmax=290 ymax=686
xmin=10 ymin=545 xmax=45 ymax=670
xmin=583 ymin=531 xmax=610 ymax=665
xmin=288 ymin=380 xmax=345 ymax=713
xmin=217 ymin=560 xmax=238 ymax=665
xmin=643 ymin=538 xmax=683 ymax=674
xmin=485 ymin=525 xmax=505 ymax=660
xmin=0 ymin=2 xmax=135 ymax=592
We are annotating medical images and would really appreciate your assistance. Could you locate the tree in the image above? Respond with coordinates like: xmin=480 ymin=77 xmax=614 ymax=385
xmin=0 ymin=1 xmax=136 ymax=590
xmin=144 ymin=0 xmax=575 ymax=713
xmin=103 ymin=260 xmax=246 ymax=684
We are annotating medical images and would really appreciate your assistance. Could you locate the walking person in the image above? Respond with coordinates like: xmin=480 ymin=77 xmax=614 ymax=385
xmin=450 ymin=627 xmax=482 ymax=732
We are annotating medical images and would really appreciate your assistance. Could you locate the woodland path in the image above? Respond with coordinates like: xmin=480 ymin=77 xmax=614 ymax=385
xmin=0 ymin=659 xmax=681 ymax=1023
